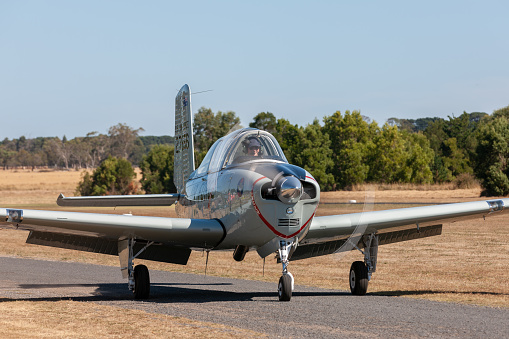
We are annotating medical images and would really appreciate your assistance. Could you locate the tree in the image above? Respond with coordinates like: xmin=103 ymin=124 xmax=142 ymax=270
xmin=249 ymin=112 xmax=277 ymax=135
xmin=368 ymin=124 xmax=408 ymax=183
xmin=400 ymin=132 xmax=434 ymax=184
xmin=48 ymin=138 xmax=73 ymax=169
xmin=424 ymin=112 xmax=483 ymax=182
xmin=69 ymin=138 xmax=90 ymax=169
xmin=140 ymin=145 xmax=176 ymax=193
xmin=492 ymin=105 xmax=509 ymax=120
xmin=108 ymin=123 xmax=145 ymax=160
xmin=274 ymin=118 xmax=301 ymax=164
xmin=75 ymin=171 xmax=94 ymax=196
xmin=0 ymin=145 xmax=16 ymax=169
xmin=474 ymin=115 xmax=509 ymax=196
xmin=292 ymin=120 xmax=335 ymax=190
xmin=76 ymin=156 xmax=138 ymax=196
xmin=388 ymin=117 xmax=443 ymax=132
xmin=323 ymin=110 xmax=376 ymax=188
xmin=83 ymin=132 xmax=109 ymax=168
xmin=42 ymin=137 xmax=61 ymax=168
xmin=193 ymin=107 xmax=240 ymax=166
xmin=138 ymin=135 xmax=174 ymax=153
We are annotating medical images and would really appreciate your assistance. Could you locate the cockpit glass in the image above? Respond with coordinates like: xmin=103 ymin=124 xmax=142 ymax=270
xmin=193 ymin=139 xmax=221 ymax=177
xmin=225 ymin=130 xmax=288 ymax=165
xmin=190 ymin=129 xmax=289 ymax=178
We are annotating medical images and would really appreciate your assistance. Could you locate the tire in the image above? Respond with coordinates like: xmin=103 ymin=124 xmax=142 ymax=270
xmin=133 ymin=264 xmax=150 ymax=299
xmin=278 ymin=274 xmax=292 ymax=301
xmin=349 ymin=261 xmax=368 ymax=296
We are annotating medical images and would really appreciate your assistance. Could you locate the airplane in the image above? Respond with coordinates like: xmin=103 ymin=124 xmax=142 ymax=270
xmin=1 ymin=84 xmax=508 ymax=301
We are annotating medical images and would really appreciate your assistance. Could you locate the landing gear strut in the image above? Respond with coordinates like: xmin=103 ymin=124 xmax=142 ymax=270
xmin=277 ymin=240 xmax=294 ymax=301
xmin=119 ymin=238 xmax=152 ymax=299
xmin=349 ymin=233 xmax=378 ymax=296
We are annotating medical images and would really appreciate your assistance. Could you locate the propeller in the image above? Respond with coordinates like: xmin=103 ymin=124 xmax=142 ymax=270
xmin=333 ymin=184 xmax=376 ymax=259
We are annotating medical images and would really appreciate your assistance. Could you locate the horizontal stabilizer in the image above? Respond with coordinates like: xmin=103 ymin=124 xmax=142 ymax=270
xmin=57 ymin=193 xmax=181 ymax=207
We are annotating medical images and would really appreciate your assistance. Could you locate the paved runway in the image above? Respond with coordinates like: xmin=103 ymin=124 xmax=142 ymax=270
xmin=1 ymin=256 xmax=508 ymax=338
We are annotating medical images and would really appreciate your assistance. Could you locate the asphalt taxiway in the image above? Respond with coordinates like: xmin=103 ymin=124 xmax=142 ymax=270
xmin=1 ymin=256 xmax=507 ymax=338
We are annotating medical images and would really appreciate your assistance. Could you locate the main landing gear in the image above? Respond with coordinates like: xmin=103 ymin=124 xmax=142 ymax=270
xmin=119 ymin=238 xmax=152 ymax=299
xmin=349 ymin=233 xmax=379 ymax=296
xmin=277 ymin=240 xmax=294 ymax=301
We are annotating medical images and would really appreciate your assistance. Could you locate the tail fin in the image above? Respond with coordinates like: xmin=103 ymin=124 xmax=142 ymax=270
xmin=174 ymin=84 xmax=195 ymax=193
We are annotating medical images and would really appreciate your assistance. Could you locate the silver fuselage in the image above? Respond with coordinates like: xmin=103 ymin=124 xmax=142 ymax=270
xmin=175 ymin=159 xmax=320 ymax=250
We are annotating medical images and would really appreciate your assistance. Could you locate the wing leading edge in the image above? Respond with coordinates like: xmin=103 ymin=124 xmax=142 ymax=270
xmin=1 ymin=208 xmax=225 ymax=249
xmin=295 ymin=199 xmax=509 ymax=260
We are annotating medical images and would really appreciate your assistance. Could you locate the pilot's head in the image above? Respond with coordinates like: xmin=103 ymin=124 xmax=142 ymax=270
xmin=246 ymin=137 xmax=261 ymax=156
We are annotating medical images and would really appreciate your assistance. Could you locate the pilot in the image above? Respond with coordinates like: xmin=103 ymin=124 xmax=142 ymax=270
xmin=245 ymin=137 xmax=261 ymax=157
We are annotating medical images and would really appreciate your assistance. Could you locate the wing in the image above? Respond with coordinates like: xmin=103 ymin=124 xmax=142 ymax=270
xmin=294 ymin=198 xmax=509 ymax=260
xmin=1 ymin=207 xmax=225 ymax=264
xmin=56 ymin=193 xmax=181 ymax=207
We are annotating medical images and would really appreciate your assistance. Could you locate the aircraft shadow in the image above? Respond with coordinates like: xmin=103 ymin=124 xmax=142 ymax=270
xmin=0 ymin=282 xmax=350 ymax=303
xmin=3 ymin=281 xmax=505 ymax=304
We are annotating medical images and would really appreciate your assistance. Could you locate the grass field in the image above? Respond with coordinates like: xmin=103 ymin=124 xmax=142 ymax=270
xmin=1 ymin=169 xmax=508 ymax=336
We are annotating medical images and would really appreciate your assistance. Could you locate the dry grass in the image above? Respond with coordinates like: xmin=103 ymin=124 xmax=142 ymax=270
xmin=0 ymin=168 xmax=86 ymax=206
xmin=349 ymin=177 xmax=481 ymax=192
xmin=1 ymin=169 xmax=508 ymax=313
xmin=319 ymin=187 xmax=485 ymax=205
xmin=0 ymin=300 xmax=265 ymax=338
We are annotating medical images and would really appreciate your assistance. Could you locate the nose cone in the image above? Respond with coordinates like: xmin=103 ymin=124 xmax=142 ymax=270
xmin=277 ymin=176 xmax=302 ymax=204
xmin=250 ymin=169 xmax=320 ymax=241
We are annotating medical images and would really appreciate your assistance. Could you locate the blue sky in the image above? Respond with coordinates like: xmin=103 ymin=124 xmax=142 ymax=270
xmin=1 ymin=1 xmax=508 ymax=139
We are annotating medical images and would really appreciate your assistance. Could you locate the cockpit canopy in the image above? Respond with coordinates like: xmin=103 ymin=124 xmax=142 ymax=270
xmin=191 ymin=128 xmax=288 ymax=178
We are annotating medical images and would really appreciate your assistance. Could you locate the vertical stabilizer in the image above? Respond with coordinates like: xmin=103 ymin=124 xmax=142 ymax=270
xmin=174 ymin=84 xmax=195 ymax=193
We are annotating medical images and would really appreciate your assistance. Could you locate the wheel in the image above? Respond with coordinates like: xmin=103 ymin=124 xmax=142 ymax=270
xmin=278 ymin=274 xmax=292 ymax=301
xmin=133 ymin=264 xmax=150 ymax=299
xmin=349 ymin=261 xmax=368 ymax=296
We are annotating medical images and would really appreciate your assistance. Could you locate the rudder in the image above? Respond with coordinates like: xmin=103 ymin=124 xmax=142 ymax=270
xmin=174 ymin=84 xmax=195 ymax=193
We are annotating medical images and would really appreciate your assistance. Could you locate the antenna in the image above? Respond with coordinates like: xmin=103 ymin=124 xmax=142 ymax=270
xmin=205 ymin=250 xmax=210 ymax=276
xmin=192 ymin=90 xmax=213 ymax=95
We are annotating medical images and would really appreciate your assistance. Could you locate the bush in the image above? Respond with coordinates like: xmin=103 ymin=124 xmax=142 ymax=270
xmin=453 ymin=173 xmax=479 ymax=189
xmin=75 ymin=171 xmax=93 ymax=196
xmin=75 ymin=156 xmax=139 ymax=196
xmin=140 ymin=145 xmax=176 ymax=193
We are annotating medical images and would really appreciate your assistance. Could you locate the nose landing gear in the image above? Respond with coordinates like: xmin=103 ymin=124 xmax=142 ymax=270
xmin=277 ymin=240 xmax=294 ymax=301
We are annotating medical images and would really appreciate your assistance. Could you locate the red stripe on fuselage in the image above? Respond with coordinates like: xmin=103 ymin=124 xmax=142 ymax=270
xmin=251 ymin=177 xmax=315 ymax=239
xmin=306 ymin=175 xmax=316 ymax=182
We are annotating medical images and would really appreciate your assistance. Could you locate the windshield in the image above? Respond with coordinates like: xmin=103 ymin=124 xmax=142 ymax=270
xmin=190 ymin=128 xmax=288 ymax=178
xmin=225 ymin=129 xmax=288 ymax=165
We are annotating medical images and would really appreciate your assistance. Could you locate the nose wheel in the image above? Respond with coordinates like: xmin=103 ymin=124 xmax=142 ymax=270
xmin=278 ymin=273 xmax=294 ymax=301
xmin=277 ymin=240 xmax=294 ymax=301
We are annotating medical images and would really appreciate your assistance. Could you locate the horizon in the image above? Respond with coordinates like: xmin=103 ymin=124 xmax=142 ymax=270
xmin=0 ymin=109 xmax=496 ymax=141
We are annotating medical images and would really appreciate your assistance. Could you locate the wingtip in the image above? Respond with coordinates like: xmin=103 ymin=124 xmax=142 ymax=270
xmin=57 ymin=193 xmax=65 ymax=206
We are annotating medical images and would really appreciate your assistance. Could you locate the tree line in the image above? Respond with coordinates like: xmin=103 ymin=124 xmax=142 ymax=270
xmin=0 ymin=123 xmax=173 ymax=170
xmin=136 ymin=105 xmax=509 ymax=196
xmin=4 ymin=105 xmax=509 ymax=196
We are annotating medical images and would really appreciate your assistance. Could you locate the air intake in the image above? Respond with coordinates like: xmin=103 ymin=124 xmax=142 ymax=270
xmin=278 ymin=218 xmax=300 ymax=227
